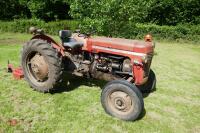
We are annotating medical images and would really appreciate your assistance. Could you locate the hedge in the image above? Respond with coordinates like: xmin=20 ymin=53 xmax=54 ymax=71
xmin=133 ymin=23 xmax=200 ymax=43
xmin=0 ymin=19 xmax=199 ymax=43
xmin=0 ymin=19 xmax=79 ymax=35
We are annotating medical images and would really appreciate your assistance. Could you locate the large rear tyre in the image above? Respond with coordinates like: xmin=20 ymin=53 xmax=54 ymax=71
xmin=101 ymin=80 xmax=144 ymax=121
xmin=21 ymin=39 xmax=64 ymax=92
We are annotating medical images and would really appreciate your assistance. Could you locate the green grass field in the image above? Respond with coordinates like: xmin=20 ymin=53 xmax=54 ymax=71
xmin=0 ymin=33 xmax=200 ymax=133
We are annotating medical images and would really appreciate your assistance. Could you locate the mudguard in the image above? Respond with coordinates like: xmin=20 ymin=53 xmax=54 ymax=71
xmin=31 ymin=34 xmax=65 ymax=56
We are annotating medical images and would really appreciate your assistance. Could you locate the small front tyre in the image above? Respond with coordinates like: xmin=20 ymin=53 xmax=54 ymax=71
xmin=101 ymin=80 xmax=144 ymax=121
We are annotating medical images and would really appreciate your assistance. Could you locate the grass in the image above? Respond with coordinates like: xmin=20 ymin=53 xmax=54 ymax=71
xmin=0 ymin=32 xmax=200 ymax=133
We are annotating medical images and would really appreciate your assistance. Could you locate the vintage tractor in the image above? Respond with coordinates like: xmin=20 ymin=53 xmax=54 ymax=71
xmin=21 ymin=27 xmax=156 ymax=121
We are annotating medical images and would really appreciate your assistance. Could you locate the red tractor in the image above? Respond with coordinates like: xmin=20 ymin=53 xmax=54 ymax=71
xmin=21 ymin=28 xmax=156 ymax=121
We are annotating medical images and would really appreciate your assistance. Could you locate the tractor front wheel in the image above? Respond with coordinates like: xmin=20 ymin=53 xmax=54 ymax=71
xmin=21 ymin=39 xmax=64 ymax=92
xmin=101 ymin=80 xmax=144 ymax=121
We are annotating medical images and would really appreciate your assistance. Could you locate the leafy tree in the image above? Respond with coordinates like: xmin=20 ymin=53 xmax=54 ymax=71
xmin=26 ymin=0 xmax=71 ymax=21
xmin=145 ymin=0 xmax=200 ymax=25
xmin=0 ymin=0 xmax=71 ymax=21
xmin=0 ymin=0 xmax=30 ymax=20
xmin=70 ymin=0 xmax=200 ymax=36
xmin=70 ymin=0 xmax=149 ymax=36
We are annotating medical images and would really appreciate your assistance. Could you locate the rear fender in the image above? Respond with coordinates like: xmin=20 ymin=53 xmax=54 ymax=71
xmin=31 ymin=34 xmax=65 ymax=56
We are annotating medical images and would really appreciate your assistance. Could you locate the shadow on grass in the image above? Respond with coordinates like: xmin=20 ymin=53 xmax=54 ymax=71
xmin=142 ymin=86 xmax=157 ymax=98
xmin=137 ymin=108 xmax=146 ymax=121
xmin=50 ymin=74 xmax=107 ymax=94
xmin=50 ymin=73 xmax=155 ymax=121
xmin=51 ymin=73 xmax=157 ymax=98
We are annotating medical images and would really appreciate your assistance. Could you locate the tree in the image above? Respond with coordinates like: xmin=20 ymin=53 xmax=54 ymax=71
xmin=70 ymin=0 xmax=200 ymax=30
xmin=26 ymin=0 xmax=71 ymax=21
xmin=70 ymin=0 xmax=149 ymax=36
xmin=0 ymin=0 xmax=71 ymax=21
xmin=0 ymin=0 xmax=30 ymax=20
xmin=145 ymin=0 xmax=200 ymax=25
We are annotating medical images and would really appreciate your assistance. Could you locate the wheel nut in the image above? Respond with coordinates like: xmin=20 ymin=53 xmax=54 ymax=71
xmin=117 ymin=100 xmax=122 ymax=106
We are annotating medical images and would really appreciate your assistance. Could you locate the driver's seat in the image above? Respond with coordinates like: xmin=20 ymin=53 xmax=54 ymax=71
xmin=59 ymin=30 xmax=83 ymax=49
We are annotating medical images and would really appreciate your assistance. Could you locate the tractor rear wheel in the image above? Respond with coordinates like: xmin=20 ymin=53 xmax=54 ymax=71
xmin=21 ymin=39 xmax=64 ymax=92
xmin=101 ymin=80 xmax=144 ymax=121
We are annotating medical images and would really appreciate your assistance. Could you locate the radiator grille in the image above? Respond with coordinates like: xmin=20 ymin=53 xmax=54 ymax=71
xmin=143 ymin=54 xmax=153 ymax=78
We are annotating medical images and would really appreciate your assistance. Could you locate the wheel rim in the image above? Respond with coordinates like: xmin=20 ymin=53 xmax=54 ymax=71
xmin=26 ymin=52 xmax=49 ymax=82
xmin=108 ymin=91 xmax=133 ymax=115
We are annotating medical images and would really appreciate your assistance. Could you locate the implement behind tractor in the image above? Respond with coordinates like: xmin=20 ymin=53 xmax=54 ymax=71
xmin=20 ymin=27 xmax=156 ymax=121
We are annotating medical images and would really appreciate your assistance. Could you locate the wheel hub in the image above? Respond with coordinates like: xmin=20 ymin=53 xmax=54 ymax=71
xmin=109 ymin=91 xmax=132 ymax=112
xmin=30 ymin=53 xmax=49 ymax=81
xmin=115 ymin=98 xmax=126 ymax=110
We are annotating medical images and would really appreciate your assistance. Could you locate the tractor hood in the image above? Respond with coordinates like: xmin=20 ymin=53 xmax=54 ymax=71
xmin=89 ymin=37 xmax=154 ymax=54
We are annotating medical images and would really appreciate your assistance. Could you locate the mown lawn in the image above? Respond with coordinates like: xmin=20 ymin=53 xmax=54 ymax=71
xmin=0 ymin=33 xmax=200 ymax=133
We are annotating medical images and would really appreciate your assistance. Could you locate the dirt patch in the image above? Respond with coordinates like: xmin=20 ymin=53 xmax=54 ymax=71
xmin=163 ymin=107 xmax=180 ymax=116
xmin=190 ymin=126 xmax=200 ymax=133
xmin=0 ymin=38 xmax=26 ymax=45
xmin=173 ymin=96 xmax=200 ymax=106
xmin=148 ymin=111 xmax=162 ymax=120
xmin=8 ymin=119 xmax=18 ymax=126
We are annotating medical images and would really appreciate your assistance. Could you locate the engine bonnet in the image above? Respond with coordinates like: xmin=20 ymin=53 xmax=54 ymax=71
xmin=89 ymin=37 xmax=154 ymax=54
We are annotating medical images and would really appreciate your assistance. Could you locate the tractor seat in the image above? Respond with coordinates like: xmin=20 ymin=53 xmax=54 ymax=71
xmin=59 ymin=30 xmax=83 ymax=49
xmin=63 ymin=41 xmax=83 ymax=49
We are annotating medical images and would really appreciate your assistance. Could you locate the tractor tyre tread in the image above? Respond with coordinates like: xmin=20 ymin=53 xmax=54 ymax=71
xmin=21 ymin=39 xmax=64 ymax=93
xmin=101 ymin=79 xmax=144 ymax=121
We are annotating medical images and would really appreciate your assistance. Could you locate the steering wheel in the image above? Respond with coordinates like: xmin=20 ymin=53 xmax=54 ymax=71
xmin=77 ymin=33 xmax=87 ymax=38
xmin=75 ymin=29 xmax=96 ymax=38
